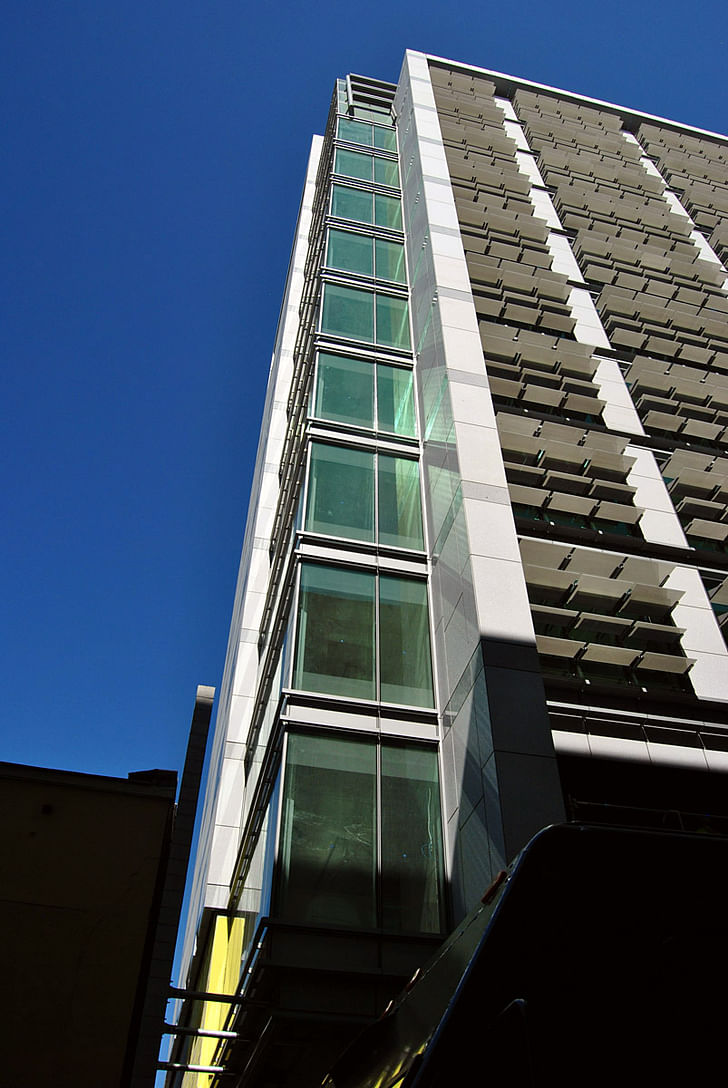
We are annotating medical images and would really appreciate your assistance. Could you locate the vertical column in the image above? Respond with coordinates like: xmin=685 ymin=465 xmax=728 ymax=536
xmin=396 ymin=52 xmax=564 ymax=916
xmin=178 ymin=137 xmax=323 ymax=980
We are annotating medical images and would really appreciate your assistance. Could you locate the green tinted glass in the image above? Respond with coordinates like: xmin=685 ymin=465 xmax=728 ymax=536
xmin=337 ymin=117 xmax=373 ymax=145
xmin=375 ymin=238 xmax=406 ymax=283
xmin=374 ymin=157 xmax=399 ymax=187
xmin=322 ymin=284 xmax=374 ymax=342
xmin=378 ymin=455 xmax=423 ymax=549
xmin=307 ymin=443 xmax=374 ymax=542
xmin=315 ymin=353 xmax=374 ymax=428
xmin=381 ymin=745 xmax=444 ymax=933
xmin=334 ymin=148 xmax=372 ymax=181
xmin=376 ymin=294 xmax=410 ymax=350
xmin=294 ymin=564 xmax=375 ymax=699
xmin=332 ymin=185 xmax=373 ymax=224
xmin=379 ymin=576 xmax=433 ymax=706
xmin=377 ymin=365 xmax=415 ymax=435
xmin=374 ymin=193 xmax=402 ymax=230
xmin=327 ymin=229 xmax=373 ymax=277
xmin=277 ymin=733 xmax=376 ymax=927
xmin=373 ymin=126 xmax=397 ymax=152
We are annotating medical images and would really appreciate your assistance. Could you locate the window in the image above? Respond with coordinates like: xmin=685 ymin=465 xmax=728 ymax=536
xmin=313 ymin=352 xmax=416 ymax=436
xmin=337 ymin=117 xmax=397 ymax=152
xmin=334 ymin=148 xmax=399 ymax=187
xmin=321 ymin=284 xmax=411 ymax=350
xmin=293 ymin=563 xmax=434 ymax=707
xmin=321 ymin=283 xmax=374 ymax=343
xmin=276 ymin=732 xmax=444 ymax=933
xmin=305 ymin=442 xmax=423 ymax=549
xmin=327 ymin=230 xmax=406 ymax=283
xmin=331 ymin=184 xmax=402 ymax=231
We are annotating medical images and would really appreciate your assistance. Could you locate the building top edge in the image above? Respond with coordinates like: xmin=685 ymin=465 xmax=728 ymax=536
xmin=348 ymin=72 xmax=398 ymax=92
xmin=411 ymin=49 xmax=727 ymax=144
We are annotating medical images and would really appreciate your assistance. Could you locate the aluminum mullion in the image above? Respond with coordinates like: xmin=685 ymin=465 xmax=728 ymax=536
xmin=375 ymin=738 xmax=383 ymax=929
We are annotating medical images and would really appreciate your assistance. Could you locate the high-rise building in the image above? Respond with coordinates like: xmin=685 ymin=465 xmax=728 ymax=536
xmin=168 ymin=51 xmax=728 ymax=1087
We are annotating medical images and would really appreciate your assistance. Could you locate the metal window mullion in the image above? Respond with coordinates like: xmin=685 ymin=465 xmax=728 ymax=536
xmin=374 ymin=570 xmax=381 ymax=703
xmin=373 ymin=449 xmax=380 ymax=547
xmin=373 ymin=359 xmax=380 ymax=432
xmin=270 ymin=733 xmax=290 ymax=918
xmin=300 ymin=442 xmax=313 ymax=536
xmin=420 ymin=573 xmax=439 ymax=719
xmin=375 ymin=737 xmax=383 ymax=929
xmin=289 ymin=561 xmax=304 ymax=692
xmin=309 ymin=352 xmax=320 ymax=422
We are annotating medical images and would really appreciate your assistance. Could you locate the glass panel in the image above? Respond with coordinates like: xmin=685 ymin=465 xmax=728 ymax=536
xmin=377 ymin=365 xmax=415 ymax=436
xmin=373 ymin=157 xmax=399 ymax=187
xmin=375 ymin=239 xmax=406 ymax=283
xmin=306 ymin=443 xmax=374 ymax=542
xmin=374 ymin=193 xmax=402 ymax=230
xmin=379 ymin=576 xmax=433 ymax=706
xmin=294 ymin=564 xmax=375 ymax=699
xmin=334 ymin=148 xmax=373 ymax=181
xmin=277 ymin=733 xmax=376 ymax=927
xmin=327 ymin=229 xmax=373 ymax=277
xmin=322 ymin=284 xmax=374 ymax=342
xmin=353 ymin=105 xmax=392 ymax=123
xmin=337 ymin=117 xmax=373 ymax=145
xmin=376 ymin=294 xmax=410 ymax=350
xmin=331 ymin=185 xmax=373 ymax=224
xmin=373 ymin=126 xmax=397 ymax=152
xmin=315 ymin=353 xmax=374 ymax=428
xmin=381 ymin=745 xmax=444 ymax=933
xmin=378 ymin=455 xmax=423 ymax=549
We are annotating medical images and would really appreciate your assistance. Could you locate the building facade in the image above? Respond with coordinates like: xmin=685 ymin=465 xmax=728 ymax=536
xmin=169 ymin=52 xmax=728 ymax=1087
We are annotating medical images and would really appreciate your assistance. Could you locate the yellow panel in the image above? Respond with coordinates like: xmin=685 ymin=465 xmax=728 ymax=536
xmin=183 ymin=914 xmax=246 ymax=1088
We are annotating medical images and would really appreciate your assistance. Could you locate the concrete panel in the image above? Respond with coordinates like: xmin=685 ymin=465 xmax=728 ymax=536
xmin=463 ymin=498 xmax=522 ymax=563
xmin=207 ymin=823 xmax=239 ymax=889
xmin=214 ymin=756 xmax=245 ymax=829
xmin=482 ymin=666 xmax=553 ymax=756
xmin=665 ymin=568 xmax=728 ymax=700
xmin=452 ymin=421 xmax=501 ymax=486
xmin=469 ymin=554 xmax=536 ymax=644
xmin=594 ymin=358 xmax=645 ymax=435
xmin=626 ymin=445 xmax=687 ymax=547
xmin=493 ymin=750 xmax=565 ymax=860
xmin=646 ymin=743 xmax=709 ymax=771
xmin=587 ymin=735 xmax=650 ymax=762
xmin=552 ymin=729 xmax=591 ymax=757
xmin=547 ymin=233 xmax=583 ymax=281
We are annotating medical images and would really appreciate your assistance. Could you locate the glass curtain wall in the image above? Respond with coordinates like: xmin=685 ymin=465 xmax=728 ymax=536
xmin=321 ymin=284 xmax=411 ymax=350
xmin=331 ymin=184 xmax=402 ymax=230
xmin=271 ymin=102 xmax=444 ymax=940
xmin=292 ymin=563 xmax=433 ymax=707
xmin=276 ymin=732 xmax=445 ymax=934
xmin=313 ymin=352 xmax=416 ymax=436
xmin=305 ymin=442 xmax=423 ymax=549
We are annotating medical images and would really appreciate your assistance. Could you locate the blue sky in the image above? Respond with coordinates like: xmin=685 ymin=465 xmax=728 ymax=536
xmin=2 ymin=0 xmax=727 ymax=786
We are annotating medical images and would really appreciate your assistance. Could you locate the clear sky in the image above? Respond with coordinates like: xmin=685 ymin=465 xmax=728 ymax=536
xmin=2 ymin=0 xmax=727 ymax=786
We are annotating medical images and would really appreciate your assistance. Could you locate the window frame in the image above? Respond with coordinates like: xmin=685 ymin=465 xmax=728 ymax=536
xmin=333 ymin=146 xmax=400 ymax=189
xmin=302 ymin=439 xmax=424 ymax=551
xmin=325 ymin=227 xmax=407 ymax=285
xmin=330 ymin=182 xmax=403 ymax=232
xmin=336 ymin=115 xmax=398 ymax=152
xmin=273 ymin=727 xmax=446 ymax=935
xmin=311 ymin=350 xmax=418 ymax=438
xmin=320 ymin=281 xmax=411 ymax=351
xmin=290 ymin=560 xmax=435 ymax=709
